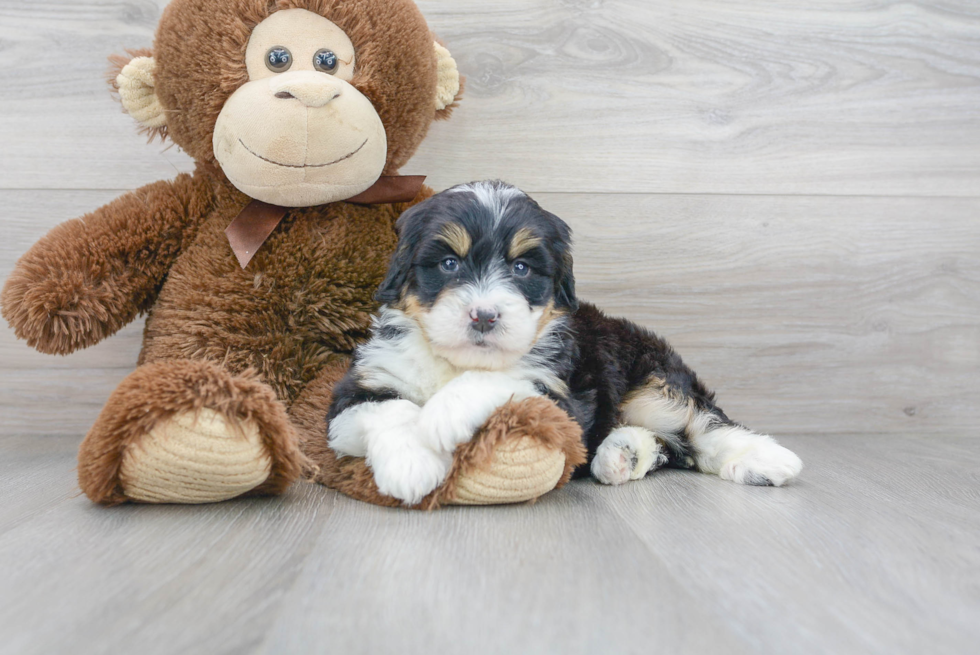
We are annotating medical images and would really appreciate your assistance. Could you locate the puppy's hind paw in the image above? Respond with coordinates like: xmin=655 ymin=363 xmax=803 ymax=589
xmin=591 ymin=443 xmax=633 ymax=485
xmin=719 ymin=442 xmax=803 ymax=487
xmin=591 ymin=426 xmax=667 ymax=486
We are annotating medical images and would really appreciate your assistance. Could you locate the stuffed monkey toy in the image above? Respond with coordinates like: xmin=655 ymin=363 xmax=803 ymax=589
xmin=1 ymin=0 xmax=584 ymax=508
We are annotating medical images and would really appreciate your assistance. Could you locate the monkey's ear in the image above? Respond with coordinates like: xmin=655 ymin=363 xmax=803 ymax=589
xmin=433 ymin=42 xmax=463 ymax=119
xmin=108 ymin=51 xmax=168 ymax=141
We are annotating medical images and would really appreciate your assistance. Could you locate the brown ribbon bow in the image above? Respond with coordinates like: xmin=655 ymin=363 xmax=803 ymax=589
xmin=225 ymin=175 xmax=426 ymax=268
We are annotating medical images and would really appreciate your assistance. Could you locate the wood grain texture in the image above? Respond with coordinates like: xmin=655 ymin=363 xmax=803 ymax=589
xmin=0 ymin=434 xmax=977 ymax=655
xmin=3 ymin=190 xmax=977 ymax=437
xmin=1 ymin=1 xmax=979 ymax=195
xmin=1 ymin=3 xmax=979 ymax=652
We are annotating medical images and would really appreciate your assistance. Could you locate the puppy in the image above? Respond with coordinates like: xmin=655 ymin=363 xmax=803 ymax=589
xmin=327 ymin=181 xmax=803 ymax=504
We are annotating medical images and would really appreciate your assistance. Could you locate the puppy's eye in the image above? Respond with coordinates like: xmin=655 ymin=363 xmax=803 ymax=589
xmin=313 ymin=49 xmax=339 ymax=74
xmin=265 ymin=47 xmax=292 ymax=72
xmin=513 ymin=261 xmax=531 ymax=277
xmin=440 ymin=257 xmax=459 ymax=273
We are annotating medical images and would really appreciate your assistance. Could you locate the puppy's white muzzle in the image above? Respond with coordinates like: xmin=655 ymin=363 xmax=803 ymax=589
xmin=422 ymin=280 xmax=542 ymax=370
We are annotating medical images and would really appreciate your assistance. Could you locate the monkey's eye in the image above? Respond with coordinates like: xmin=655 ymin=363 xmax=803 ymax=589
xmin=440 ymin=257 xmax=459 ymax=273
xmin=265 ymin=47 xmax=292 ymax=72
xmin=313 ymin=49 xmax=339 ymax=74
xmin=513 ymin=261 xmax=531 ymax=277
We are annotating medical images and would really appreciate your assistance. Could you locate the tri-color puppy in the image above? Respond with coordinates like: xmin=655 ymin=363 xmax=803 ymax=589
xmin=327 ymin=181 xmax=803 ymax=504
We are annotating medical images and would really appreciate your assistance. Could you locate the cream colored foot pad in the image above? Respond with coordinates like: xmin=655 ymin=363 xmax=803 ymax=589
xmin=120 ymin=409 xmax=271 ymax=504
xmin=449 ymin=437 xmax=566 ymax=506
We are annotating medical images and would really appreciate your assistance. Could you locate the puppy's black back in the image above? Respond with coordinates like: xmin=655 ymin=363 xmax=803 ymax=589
xmin=565 ymin=302 xmax=727 ymax=473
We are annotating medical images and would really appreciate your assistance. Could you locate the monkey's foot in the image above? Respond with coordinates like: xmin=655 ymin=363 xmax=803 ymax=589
xmin=118 ymin=408 xmax=271 ymax=503
xmin=78 ymin=359 xmax=307 ymax=505
xmin=449 ymin=434 xmax=567 ymax=505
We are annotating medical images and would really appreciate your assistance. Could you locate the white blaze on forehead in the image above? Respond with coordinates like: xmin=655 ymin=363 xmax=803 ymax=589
xmin=449 ymin=181 xmax=526 ymax=226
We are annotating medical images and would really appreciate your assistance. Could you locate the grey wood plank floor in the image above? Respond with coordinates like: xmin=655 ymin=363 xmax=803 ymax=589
xmin=1 ymin=433 xmax=978 ymax=655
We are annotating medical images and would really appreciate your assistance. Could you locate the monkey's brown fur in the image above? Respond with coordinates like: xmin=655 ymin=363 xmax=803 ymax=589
xmin=2 ymin=0 xmax=580 ymax=507
xmin=77 ymin=359 xmax=306 ymax=505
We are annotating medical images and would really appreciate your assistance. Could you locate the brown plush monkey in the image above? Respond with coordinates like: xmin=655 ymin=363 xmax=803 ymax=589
xmin=1 ymin=0 xmax=584 ymax=508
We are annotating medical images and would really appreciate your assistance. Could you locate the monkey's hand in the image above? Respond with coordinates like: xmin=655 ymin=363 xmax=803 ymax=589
xmin=417 ymin=371 xmax=541 ymax=453
xmin=1 ymin=175 xmax=210 ymax=355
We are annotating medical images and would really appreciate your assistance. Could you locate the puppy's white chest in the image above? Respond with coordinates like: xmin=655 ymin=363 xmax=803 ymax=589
xmin=356 ymin=325 xmax=459 ymax=405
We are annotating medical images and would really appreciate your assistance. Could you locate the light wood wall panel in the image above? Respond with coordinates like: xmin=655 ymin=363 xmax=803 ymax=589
xmin=1 ymin=1 xmax=978 ymax=195
xmin=0 ymin=0 xmax=978 ymax=439
xmin=3 ymin=190 xmax=977 ymax=437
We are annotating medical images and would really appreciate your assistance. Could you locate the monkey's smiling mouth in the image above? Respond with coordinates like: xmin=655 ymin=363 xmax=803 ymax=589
xmin=238 ymin=138 xmax=368 ymax=169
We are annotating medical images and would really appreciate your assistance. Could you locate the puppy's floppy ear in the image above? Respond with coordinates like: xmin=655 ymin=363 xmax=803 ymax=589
xmin=548 ymin=211 xmax=578 ymax=311
xmin=375 ymin=242 xmax=414 ymax=305
xmin=554 ymin=249 xmax=578 ymax=311
xmin=375 ymin=202 xmax=428 ymax=304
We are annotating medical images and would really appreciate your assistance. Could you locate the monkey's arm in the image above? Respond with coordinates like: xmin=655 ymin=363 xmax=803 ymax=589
xmin=1 ymin=173 xmax=213 ymax=355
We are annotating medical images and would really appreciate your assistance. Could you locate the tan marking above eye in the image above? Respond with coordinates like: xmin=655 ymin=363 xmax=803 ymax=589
xmin=436 ymin=222 xmax=472 ymax=257
xmin=509 ymin=227 xmax=542 ymax=260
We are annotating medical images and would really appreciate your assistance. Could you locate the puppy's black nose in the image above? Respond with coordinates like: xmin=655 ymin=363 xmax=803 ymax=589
xmin=469 ymin=308 xmax=499 ymax=334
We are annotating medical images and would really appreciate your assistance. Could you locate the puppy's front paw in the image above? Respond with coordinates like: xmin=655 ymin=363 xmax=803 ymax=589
xmin=417 ymin=409 xmax=473 ymax=453
xmin=371 ymin=445 xmax=451 ymax=506
xmin=418 ymin=372 xmax=540 ymax=452
xmin=719 ymin=442 xmax=803 ymax=487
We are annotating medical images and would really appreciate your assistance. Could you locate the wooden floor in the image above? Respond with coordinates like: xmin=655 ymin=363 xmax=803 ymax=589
xmin=0 ymin=433 xmax=977 ymax=655
xmin=2 ymin=1 xmax=980 ymax=653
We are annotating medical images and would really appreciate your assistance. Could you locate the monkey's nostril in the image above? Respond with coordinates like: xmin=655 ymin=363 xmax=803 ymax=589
xmin=275 ymin=91 xmax=294 ymax=100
